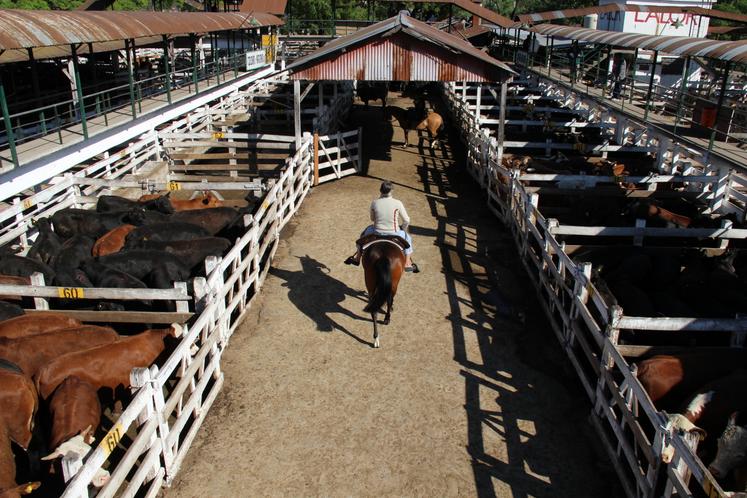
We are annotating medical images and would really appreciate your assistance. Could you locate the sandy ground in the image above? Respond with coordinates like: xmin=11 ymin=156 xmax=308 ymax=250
xmin=167 ymin=92 xmax=620 ymax=498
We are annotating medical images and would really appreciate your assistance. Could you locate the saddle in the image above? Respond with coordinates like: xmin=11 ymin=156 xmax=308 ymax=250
xmin=356 ymin=233 xmax=410 ymax=252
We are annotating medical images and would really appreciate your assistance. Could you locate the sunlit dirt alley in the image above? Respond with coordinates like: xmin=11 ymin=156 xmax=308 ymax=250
xmin=167 ymin=91 xmax=619 ymax=497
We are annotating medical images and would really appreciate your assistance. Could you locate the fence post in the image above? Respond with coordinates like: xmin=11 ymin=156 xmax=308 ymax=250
xmin=357 ymin=126 xmax=363 ymax=173
xmin=313 ymin=132 xmax=319 ymax=185
xmin=0 ymin=80 xmax=18 ymax=168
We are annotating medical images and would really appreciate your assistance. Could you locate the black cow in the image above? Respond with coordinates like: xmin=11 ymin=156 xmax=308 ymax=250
xmin=0 ymin=255 xmax=55 ymax=283
xmin=131 ymin=237 xmax=231 ymax=270
xmin=51 ymin=208 xmax=146 ymax=239
xmin=81 ymin=260 xmax=152 ymax=308
xmin=26 ymin=218 xmax=62 ymax=265
xmin=96 ymin=194 xmax=173 ymax=214
xmin=125 ymin=222 xmax=210 ymax=248
xmin=169 ymin=208 xmax=242 ymax=236
xmin=51 ymin=235 xmax=95 ymax=272
xmin=96 ymin=250 xmax=191 ymax=288
xmin=0 ymin=301 xmax=24 ymax=321
xmin=357 ymin=82 xmax=388 ymax=108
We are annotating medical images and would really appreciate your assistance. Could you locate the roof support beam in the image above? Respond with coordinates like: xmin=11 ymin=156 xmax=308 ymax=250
xmin=643 ymin=50 xmax=658 ymax=122
xmin=70 ymin=44 xmax=88 ymax=140
xmin=708 ymin=62 xmax=733 ymax=154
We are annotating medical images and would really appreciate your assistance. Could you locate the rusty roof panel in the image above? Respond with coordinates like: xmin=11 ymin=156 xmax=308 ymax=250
xmin=290 ymin=29 xmax=508 ymax=82
xmin=519 ymin=4 xmax=747 ymax=24
xmin=531 ymin=24 xmax=747 ymax=63
xmin=239 ymin=0 xmax=287 ymax=16
xmin=287 ymin=13 xmax=514 ymax=81
xmin=0 ymin=9 xmax=282 ymax=62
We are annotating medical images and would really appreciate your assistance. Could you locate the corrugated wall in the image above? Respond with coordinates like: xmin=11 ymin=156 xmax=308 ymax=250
xmin=291 ymin=32 xmax=501 ymax=82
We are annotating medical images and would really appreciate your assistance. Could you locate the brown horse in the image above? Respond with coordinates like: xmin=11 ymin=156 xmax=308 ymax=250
xmin=362 ymin=241 xmax=405 ymax=348
xmin=386 ymin=105 xmax=444 ymax=149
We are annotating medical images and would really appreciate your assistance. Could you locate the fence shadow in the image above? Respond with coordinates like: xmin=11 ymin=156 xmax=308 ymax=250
xmin=411 ymin=95 xmax=616 ymax=498
xmin=269 ymin=255 xmax=371 ymax=346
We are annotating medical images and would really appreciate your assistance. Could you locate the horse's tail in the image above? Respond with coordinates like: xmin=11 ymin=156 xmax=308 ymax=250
xmin=364 ymin=256 xmax=392 ymax=314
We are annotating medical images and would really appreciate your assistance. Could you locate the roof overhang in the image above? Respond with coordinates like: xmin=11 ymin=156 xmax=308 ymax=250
xmin=0 ymin=9 xmax=283 ymax=63
xmin=287 ymin=12 xmax=515 ymax=82
xmin=531 ymin=24 xmax=747 ymax=64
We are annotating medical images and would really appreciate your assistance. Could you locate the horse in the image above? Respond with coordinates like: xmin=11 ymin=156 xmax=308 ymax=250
xmin=386 ymin=105 xmax=444 ymax=148
xmin=362 ymin=241 xmax=406 ymax=348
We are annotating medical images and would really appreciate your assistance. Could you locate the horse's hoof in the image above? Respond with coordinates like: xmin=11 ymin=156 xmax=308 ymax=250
xmin=373 ymin=338 xmax=380 ymax=348
xmin=383 ymin=318 xmax=390 ymax=325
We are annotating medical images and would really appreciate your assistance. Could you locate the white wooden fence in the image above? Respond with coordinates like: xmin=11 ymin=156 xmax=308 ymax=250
xmin=0 ymin=68 xmax=362 ymax=497
xmin=442 ymin=80 xmax=744 ymax=498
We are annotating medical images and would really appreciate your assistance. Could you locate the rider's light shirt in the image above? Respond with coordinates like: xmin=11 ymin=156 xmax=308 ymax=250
xmin=370 ymin=193 xmax=410 ymax=233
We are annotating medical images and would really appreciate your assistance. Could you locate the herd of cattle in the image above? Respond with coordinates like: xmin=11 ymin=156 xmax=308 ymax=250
xmin=0 ymin=191 xmax=252 ymax=496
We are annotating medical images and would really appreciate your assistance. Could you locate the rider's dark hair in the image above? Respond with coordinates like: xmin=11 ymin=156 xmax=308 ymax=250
xmin=380 ymin=181 xmax=393 ymax=195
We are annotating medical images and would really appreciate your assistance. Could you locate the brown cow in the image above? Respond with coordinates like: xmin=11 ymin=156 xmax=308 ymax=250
xmin=137 ymin=192 xmax=223 ymax=211
xmin=92 ymin=224 xmax=136 ymax=257
xmin=0 ymin=275 xmax=30 ymax=302
xmin=48 ymin=376 xmax=101 ymax=452
xmin=36 ymin=324 xmax=182 ymax=399
xmin=635 ymin=350 xmax=747 ymax=411
xmin=0 ymin=423 xmax=39 ymax=498
xmin=0 ymin=313 xmax=81 ymax=340
xmin=0 ymin=360 xmax=37 ymax=449
xmin=648 ymin=204 xmax=691 ymax=228
xmin=0 ymin=325 xmax=120 ymax=377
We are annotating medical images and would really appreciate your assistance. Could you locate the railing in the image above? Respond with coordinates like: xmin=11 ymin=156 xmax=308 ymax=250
xmin=501 ymin=42 xmax=747 ymax=165
xmin=0 ymin=49 xmax=275 ymax=171
xmin=442 ymin=79 xmax=744 ymax=498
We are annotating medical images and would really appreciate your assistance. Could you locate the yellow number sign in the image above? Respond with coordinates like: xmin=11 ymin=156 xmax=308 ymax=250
xmin=58 ymin=287 xmax=85 ymax=299
xmin=168 ymin=181 xmax=181 ymax=191
xmin=99 ymin=423 xmax=124 ymax=457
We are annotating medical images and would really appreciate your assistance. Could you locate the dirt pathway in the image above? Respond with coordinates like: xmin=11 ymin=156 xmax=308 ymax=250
xmin=167 ymin=92 xmax=617 ymax=498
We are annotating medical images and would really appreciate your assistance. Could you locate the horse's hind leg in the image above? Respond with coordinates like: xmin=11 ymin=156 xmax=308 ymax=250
xmin=372 ymin=311 xmax=380 ymax=348
xmin=383 ymin=295 xmax=393 ymax=325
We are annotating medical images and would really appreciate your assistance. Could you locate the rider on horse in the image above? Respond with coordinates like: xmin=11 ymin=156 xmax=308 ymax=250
xmin=344 ymin=181 xmax=419 ymax=273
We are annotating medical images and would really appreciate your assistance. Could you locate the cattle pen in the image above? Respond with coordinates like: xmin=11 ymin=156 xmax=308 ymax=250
xmin=0 ymin=6 xmax=746 ymax=498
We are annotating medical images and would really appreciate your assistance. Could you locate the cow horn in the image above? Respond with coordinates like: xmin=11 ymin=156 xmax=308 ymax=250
xmin=170 ymin=323 xmax=183 ymax=338
xmin=41 ymin=434 xmax=91 ymax=461
xmin=19 ymin=482 xmax=41 ymax=495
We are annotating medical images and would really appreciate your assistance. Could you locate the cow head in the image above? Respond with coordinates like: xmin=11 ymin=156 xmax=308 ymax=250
xmin=708 ymin=412 xmax=747 ymax=481
xmin=661 ymin=413 xmax=706 ymax=464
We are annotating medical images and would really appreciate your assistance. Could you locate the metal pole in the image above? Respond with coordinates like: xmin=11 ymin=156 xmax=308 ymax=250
xmin=497 ymin=80 xmax=507 ymax=164
xmin=673 ymin=55 xmax=691 ymax=134
xmin=293 ymin=79 xmax=301 ymax=148
xmin=629 ymin=48 xmax=638 ymax=103
xmin=708 ymin=61 xmax=732 ymax=152
xmin=162 ymin=35 xmax=172 ymax=104
xmin=0 ymin=79 xmax=18 ymax=168
xmin=643 ymin=50 xmax=658 ymax=121
xmin=125 ymin=40 xmax=137 ymax=119
xmin=28 ymin=48 xmax=46 ymax=135
xmin=190 ymin=34 xmax=199 ymax=94
xmin=601 ymin=46 xmax=611 ymax=96
xmin=547 ymin=36 xmax=553 ymax=76
xmin=448 ymin=3 xmax=453 ymax=33
xmin=71 ymin=44 xmax=88 ymax=139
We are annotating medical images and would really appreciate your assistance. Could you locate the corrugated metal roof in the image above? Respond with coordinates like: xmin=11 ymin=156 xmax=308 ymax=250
xmin=531 ymin=24 xmax=747 ymax=63
xmin=0 ymin=10 xmax=283 ymax=63
xmin=519 ymin=4 xmax=747 ymax=25
xmin=709 ymin=25 xmax=747 ymax=35
xmin=382 ymin=0 xmax=516 ymax=28
xmin=239 ymin=0 xmax=287 ymax=16
xmin=287 ymin=12 xmax=515 ymax=81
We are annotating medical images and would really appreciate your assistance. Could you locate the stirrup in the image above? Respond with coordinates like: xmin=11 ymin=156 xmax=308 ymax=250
xmin=344 ymin=256 xmax=359 ymax=266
